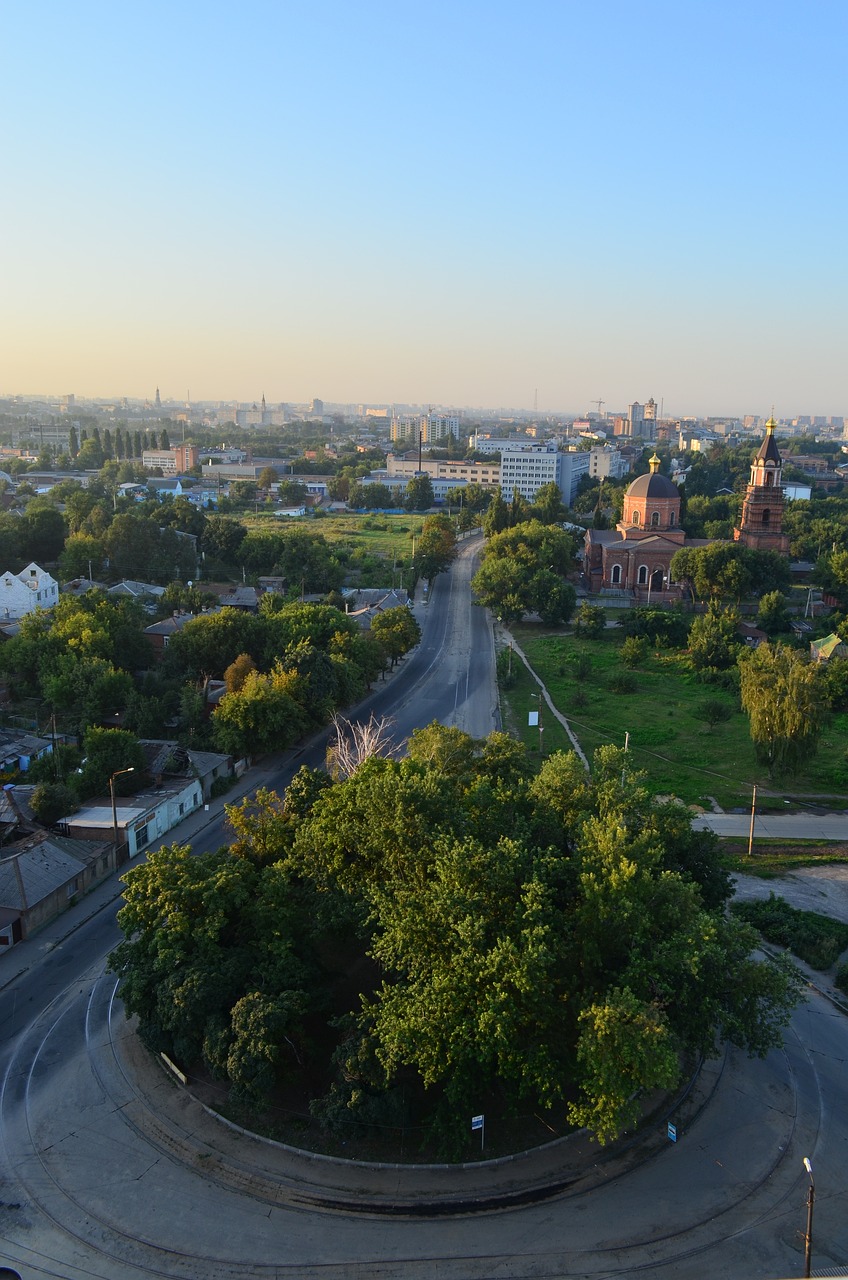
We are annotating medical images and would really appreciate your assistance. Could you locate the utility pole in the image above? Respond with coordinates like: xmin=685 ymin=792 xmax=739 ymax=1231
xmin=621 ymin=730 xmax=629 ymax=785
xmin=747 ymin=784 xmax=757 ymax=857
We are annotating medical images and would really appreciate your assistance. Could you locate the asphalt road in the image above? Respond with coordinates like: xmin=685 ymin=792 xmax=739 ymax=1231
xmin=2 ymin=548 xmax=848 ymax=1279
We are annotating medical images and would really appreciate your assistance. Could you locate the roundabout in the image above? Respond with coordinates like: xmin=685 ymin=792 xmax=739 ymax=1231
xmin=1 ymin=960 xmax=842 ymax=1279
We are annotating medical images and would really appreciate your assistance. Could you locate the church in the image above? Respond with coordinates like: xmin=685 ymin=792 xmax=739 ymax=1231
xmin=582 ymin=419 xmax=789 ymax=600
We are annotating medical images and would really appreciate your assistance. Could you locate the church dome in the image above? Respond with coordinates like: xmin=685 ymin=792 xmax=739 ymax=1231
xmin=625 ymin=456 xmax=678 ymax=500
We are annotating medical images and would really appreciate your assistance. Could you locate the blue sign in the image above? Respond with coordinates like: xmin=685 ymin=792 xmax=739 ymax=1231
xmin=471 ymin=1114 xmax=484 ymax=1131
xmin=668 ymin=1122 xmax=677 ymax=1143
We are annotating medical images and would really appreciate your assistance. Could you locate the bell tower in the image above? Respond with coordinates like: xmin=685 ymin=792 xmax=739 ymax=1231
xmin=733 ymin=418 xmax=790 ymax=553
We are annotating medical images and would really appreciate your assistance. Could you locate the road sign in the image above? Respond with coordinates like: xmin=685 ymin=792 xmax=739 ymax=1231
xmin=528 ymin=711 xmax=539 ymax=726
xmin=668 ymin=1122 xmax=677 ymax=1143
xmin=471 ymin=1115 xmax=484 ymax=1131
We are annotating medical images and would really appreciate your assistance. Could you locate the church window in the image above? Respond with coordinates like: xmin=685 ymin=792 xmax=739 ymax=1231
xmin=632 ymin=509 xmax=641 ymax=526
xmin=761 ymin=509 xmax=770 ymax=526
xmin=637 ymin=565 xmax=648 ymax=585
xmin=611 ymin=564 xmax=622 ymax=585
xmin=651 ymin=511 xmax=660 ymax=527
xmin=669 ymin=510 xmax=676 ymax=526
xmin=765 ymin=472 xmax=773 ymax=487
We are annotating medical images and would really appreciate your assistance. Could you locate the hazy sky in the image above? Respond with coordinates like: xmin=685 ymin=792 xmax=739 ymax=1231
xmin=3 ymin=1 xmax=845 ymax=416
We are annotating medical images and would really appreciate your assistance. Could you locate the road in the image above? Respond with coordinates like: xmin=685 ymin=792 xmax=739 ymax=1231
xmin=2 ymin=544 xmax=848 ymax=1279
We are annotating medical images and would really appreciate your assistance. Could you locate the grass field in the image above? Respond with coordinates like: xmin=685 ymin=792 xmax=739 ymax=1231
xmin=501 ymin=623 xmax=848 ymax=810
xmin=245 ymin=512 xmax=427 ymax=587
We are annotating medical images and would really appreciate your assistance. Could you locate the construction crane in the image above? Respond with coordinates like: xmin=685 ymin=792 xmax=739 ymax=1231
xmin=592 ymin=399 xmax=605 ymax=417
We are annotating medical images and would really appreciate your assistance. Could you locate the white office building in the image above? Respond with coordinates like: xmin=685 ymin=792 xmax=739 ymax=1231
xmin=499 ymin=447 xmax=589 ymax=505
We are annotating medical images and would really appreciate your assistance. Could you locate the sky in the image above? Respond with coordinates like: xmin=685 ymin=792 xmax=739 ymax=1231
xmin=2 ymin=0 xmax=846 ymax=417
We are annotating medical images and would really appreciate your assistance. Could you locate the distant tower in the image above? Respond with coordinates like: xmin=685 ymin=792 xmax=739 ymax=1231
xmin=261 ymin=393 xmax=266 ymax=413
xmin=733 ymin=417 xmax=790 ymax=553
xmin=155 ymin=386 xmax=161 ymax=410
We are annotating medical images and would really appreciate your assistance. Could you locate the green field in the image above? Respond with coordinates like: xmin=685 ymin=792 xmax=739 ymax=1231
xmin=501 ymin=624 xmax=848 ymax=810
xmin=245 ymin=512 xmax=427 ymax=587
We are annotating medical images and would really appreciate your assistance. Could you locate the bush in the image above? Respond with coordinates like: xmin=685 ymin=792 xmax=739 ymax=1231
xmin=731 ymin=894 xmax=848 ymax=970
xmin=620 ymin=637 xmax=647 ymax=668
xmin=496 ymin=647 xmax=517 ymax=689
xmin=695 ymin=699 xmax=733 ymax=729
xmin=608 ymin=671 xmax=638 ymax=694
xmin=835 ymin=963 xmax=848 ymax=998
xmin=573 ymin=604 xmax=606 ymax=639
xmin=572 ymin=651 xmax=592 ymax=681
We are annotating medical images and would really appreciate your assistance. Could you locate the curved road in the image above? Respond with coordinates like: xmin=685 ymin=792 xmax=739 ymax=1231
xmin=1 ymin=544 xmax=847 ymax=1278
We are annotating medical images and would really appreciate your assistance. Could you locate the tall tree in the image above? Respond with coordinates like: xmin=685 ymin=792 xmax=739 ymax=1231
xmin=739 ymin=642 xmax=829 ymax=776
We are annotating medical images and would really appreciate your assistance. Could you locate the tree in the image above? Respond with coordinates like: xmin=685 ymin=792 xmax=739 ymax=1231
xmin=212 ymin=662 xmax=309 ymax=757
xmin=757 ymin=590 xmax=790 ymax=636
xmin=530 ymin=482 xmax=569 ymax=525
xmin=414 ymin=513 xmax=457 ymax=587
xmin=75 ymin=727 xmax=147 ymax=800
xmin=19 ymin=501 xmax=66 ymax=563
xmin=224 ymin=652 xmax=257 ymax=693
xmin=404 ymin=474 xmax=434 ymax=512
xmin=31 ymin=782 xmax=78 ymax=826
xmin=739 ymin=643 xmax=830 ymax=776
xmin=472 ymin=521 xmax=577 ymax=624
xmin=349 ymin=480 xmax=394 ymax=509
xmin=258 ymin=466 xmax=279 ymax=493
xmin=482 ymin=488 xmax=509 ymax=536
xmin=687 ymin=606 xmax=740 ymax=672
xmin=370 ymin=605 xmax=421 ymax=667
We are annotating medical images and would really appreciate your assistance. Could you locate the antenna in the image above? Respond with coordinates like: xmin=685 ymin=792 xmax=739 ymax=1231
xmin=534 ymin=387 xmax=538 ymax=413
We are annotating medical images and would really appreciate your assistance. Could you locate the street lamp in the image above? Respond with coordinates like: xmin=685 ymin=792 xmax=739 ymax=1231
xmin=110 ymin=767 xmax=135 ymax=861
xmin=802 ymin=1157 xmax=815 ymax=1278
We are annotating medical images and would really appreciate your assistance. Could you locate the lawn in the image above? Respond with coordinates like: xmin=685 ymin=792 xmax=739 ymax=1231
xmin=501 ymin=623 xmax=848 ymax=810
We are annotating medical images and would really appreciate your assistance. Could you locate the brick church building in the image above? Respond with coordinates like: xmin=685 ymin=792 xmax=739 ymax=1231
xmin=583 ymin=420 xmax=789 ymax=600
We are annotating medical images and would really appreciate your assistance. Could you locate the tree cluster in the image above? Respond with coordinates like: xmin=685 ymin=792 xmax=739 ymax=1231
xmin=111 ymin=729 xmax=800 ymax=1153
xmin=472 ymin=520 xmax=577 ymax=625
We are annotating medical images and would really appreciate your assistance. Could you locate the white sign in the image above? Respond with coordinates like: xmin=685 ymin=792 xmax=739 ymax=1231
xmin=528 ymin=711 xmax=539 ymax=727
xmin=471 ymin=1114 xmax=484 ymax=1131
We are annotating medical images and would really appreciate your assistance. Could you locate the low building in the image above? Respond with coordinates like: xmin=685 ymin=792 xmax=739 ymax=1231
xmin=139 ymin=740 xmax=233 ymax=801
xmin=0 ymin=832 xmax=113 ymax=945
xmin=0 ymin=730 xmax=54 ymax=776
xmin=0 ymin=562 xmax=59 ymax=620
xmin=141 ymin=444 xmax=199 ymax=473
xmin=58 ymin=777 xmax=204 ymax=865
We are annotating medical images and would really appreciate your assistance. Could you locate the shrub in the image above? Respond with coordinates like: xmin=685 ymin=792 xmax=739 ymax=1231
xmin=608 ymin=671 xmax=638 ymax=694
xmin=573 ymin=604 xmax=606 ymax=640
xmin=572 ymin=651 xmax=592 ymax=681
xmin=835 ymin=963 xmax=848 ymax=998
xmin=731 ymin=894 xmax=848 ymax=970
xmin=620 ymin=637 xmax=647 ymax=668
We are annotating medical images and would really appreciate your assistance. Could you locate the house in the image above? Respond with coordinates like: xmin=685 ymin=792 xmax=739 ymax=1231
xmin=0 ymin=832 xmax=113 ymax=946
xmin=107 ymin=579 xmax=167 ymax=603
xmin=0 ymin=730 xmax=54 ymax=776
xmin=139 ymin=739 xmax=232 ymax=801
xmin=0 ymin=562 xmax=59 ymax=619
xmin=340 ymin=588 xmax=410 ymax=628
xmin=58 ymin=777 xmax=204 ymax=865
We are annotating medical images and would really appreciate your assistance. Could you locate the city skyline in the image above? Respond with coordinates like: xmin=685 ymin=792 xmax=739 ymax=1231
xmin=3 ymin=1 xmax=845 ymax=415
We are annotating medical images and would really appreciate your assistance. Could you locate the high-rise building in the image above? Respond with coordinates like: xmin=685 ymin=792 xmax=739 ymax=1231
xmin=391 ymin=412 xmax=461 ymax=445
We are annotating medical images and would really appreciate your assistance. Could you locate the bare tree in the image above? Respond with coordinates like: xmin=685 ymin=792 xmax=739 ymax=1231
xmin=326 ymin=713 xmax=396 ymax=780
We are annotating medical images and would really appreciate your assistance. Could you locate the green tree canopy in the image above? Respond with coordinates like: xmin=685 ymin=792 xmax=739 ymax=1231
xmin=739 ymin=642 xmax=830 ymax=776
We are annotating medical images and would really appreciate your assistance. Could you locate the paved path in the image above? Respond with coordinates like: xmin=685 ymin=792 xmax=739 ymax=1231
xmin=693 ymin=812 xmax=848 ymax=840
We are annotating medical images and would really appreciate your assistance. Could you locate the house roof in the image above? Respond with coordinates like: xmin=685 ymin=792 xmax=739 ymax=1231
xmin=0 ymin=838 xmax=87 ymax=910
